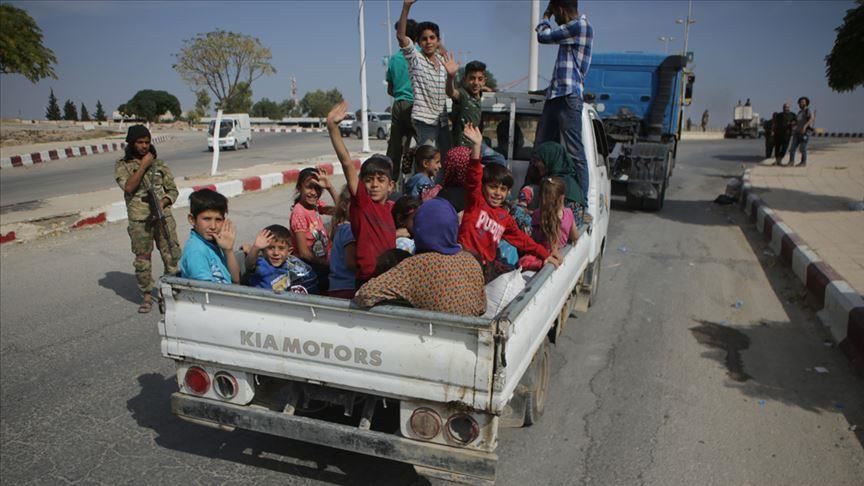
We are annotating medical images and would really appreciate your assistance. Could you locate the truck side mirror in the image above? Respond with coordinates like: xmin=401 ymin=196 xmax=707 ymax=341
xmin=684 ymin=74 xmax=695 ymax=106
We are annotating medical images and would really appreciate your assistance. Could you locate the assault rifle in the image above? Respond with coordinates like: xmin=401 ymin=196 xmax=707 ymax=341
xmin=146 ymin=184 xmax=174 ymax=251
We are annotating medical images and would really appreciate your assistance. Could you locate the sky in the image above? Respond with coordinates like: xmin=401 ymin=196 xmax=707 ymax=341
xmin=1 ymin=0 xmax=863 ymax=131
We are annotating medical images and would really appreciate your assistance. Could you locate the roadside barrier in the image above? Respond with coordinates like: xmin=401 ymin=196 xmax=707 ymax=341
xmin=739 ymin=170 xmax=864 ymax=373
xmin=0 ymin=134 xmax=173 ymax=169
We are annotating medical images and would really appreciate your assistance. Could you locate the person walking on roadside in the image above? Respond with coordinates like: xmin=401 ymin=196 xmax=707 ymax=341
xmin=534 ymin=0 xmax=593 ymax=212
xmin=772 ymin=102 xmax=796 ymax=166
xmin=386 ymin=18 xmax=418 ymax=182
xmin=701 ymin=109 xmax=709 ymax=132
xmin=114 ymin=125 xmax=180 ymax=313
xmin=788 ymin=96 xmax=814 ymax=167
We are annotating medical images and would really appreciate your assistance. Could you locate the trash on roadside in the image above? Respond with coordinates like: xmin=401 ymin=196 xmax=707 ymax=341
xmin=814 ymin=366 xmax=829 ymax=374
xmin=643 ymin=297 xmax=655 ymax=306
xmin=758 ymin=400 xmax=766 ymax=408
xmin=617 ymin=245 xmax=628 ymax=253
xmin=733 ymin=300 xmax=744 ymax=310
xmin=823 ymin=340 xmax=834 ymax=347
xmin=762 ymin=249 xmax=775 ymax=256
xmin=835 ymin=403 xmax=845 ymax=410
xmin=605 ymin=263 xmax=623 ymax=269
xmin=850 ymin=425 xmax=858 ymax=432
xmin=726 ymin=217 xmax=737 ymax=224
xmin=848 ymin=201 xmax=864 ymax=212
xmin=713 ymin=194 xmax=737 ymax=205
xmin=725 ymin=178 xmax=743 ymax=198
xmin=689 ymin=262 xmax=695 ymax=266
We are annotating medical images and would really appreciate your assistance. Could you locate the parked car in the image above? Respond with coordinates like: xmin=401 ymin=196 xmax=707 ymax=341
xmin=355 ymin=112 xmax=392 ymax=140
xmin=339 ymin=113 xmax=356 ymax=137
xmin=207 ymin=114 xmax=251 ymax=151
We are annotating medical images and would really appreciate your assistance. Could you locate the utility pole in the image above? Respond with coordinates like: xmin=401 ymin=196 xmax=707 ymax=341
xmin=529 ymin=0 xmax=540 ymax=92
xmin=358 ymin=0 xmax=371 ymax=152
xmin=386 ymin=0 xmax=392 ymax=57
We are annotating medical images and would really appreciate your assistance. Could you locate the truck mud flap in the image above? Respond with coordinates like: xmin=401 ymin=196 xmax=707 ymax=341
xmin=171 ymin=393 xmax=497 ymax=483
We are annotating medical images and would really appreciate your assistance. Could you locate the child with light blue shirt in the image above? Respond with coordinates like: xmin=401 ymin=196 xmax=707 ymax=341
xmin=179 ymin=188 xmax=241 ymax=284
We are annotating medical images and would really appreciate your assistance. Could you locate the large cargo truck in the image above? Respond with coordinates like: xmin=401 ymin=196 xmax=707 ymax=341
xmin=584 ymin=52 xmax=694 ymax=210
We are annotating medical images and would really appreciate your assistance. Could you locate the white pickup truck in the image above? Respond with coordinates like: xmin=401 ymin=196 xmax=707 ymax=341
xmin=158 ymin=92 xmax=612 ymax=485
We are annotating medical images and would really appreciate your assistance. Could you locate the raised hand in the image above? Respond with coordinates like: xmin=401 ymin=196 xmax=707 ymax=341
xmin=404 ymin=0 xmax=416 ymax=7
xmin=253 ymin=229 xmax=273 ymax=251
xmin=463 ymin=122 xmax=483 ymax=148
xmin=216 ymin=218 xmax=237 ymax=251
xmin=326 ymin=101 xmax=349 ymax=126
xmin=312 ymin=169 xmax=332 ymax=190
xmin=443 ymin=51 xmax=460 ymax=77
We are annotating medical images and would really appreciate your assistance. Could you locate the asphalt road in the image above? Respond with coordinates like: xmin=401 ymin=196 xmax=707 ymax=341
xmin=0 ymin=131 xmax=389 ymax=206
xmin=1 ymin=139 xmax=862 ymax=485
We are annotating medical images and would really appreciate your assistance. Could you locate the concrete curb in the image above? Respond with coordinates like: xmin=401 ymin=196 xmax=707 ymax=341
xmin=0 ymin=159 xmax=362 ymax=245
xmin=0 ymin=134 xmax=173 ymax=169
xmin=740 ymin=170 xmax=864 ymax=371
xmin=181 ymin=127 xmax=326 ymax=133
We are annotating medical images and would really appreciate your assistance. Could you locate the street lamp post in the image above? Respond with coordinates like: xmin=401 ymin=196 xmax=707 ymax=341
xmin=676 ymin=0 xmax=696 ymax=57
xmin=658 ymin=35 xmax=675 ymax=54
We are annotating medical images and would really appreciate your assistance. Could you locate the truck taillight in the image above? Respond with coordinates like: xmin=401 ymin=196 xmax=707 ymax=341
xmin=445 ymin=413 xmax=479 ymax=445
xmin=213 ymin=371 xmax=238 ymax=400
xmin=184 ymin=366 xmax=210 ymax=395
xmin=409 ymin=408 xmax=441 ymax=440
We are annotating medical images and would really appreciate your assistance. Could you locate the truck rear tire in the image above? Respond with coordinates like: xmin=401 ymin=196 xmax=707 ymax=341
xmin=643 ymin=176 xmax=667 ymax=211
xmin=626 ymin=191 xmax=643 ymax=210
xmin=523 ymin=339 xmax=550 ymax=426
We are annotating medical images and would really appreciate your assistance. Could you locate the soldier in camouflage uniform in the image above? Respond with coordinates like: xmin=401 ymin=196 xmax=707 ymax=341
xmin=114 ymin=125 xmax=180 ymax=313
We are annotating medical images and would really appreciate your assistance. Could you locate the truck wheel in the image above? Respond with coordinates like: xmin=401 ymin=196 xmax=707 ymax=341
xmin=243 ymin=139 xmax=250 ymax=149
xmin=644 ymin=177 xmax=667 ymax=211
xmin=356 ymin=128 xmax=362 ymax=139
xmin=523 ymin=339 xmax=550 ymax=426
xmin=233 ymin=140 xmax=239 ymax=151
xmin=377 ymin=128 xmax=385 ymax=140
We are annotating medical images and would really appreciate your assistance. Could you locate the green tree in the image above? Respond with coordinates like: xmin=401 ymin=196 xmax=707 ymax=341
xmin=63 ymin=99 xmax=78 ymax=121
xmin=45 ymin=88 xmax=61 ymax=120
xmin=194 ymin=89 xmax=210 ymax=115
xmin=279 ymin=99 xmax=302 ymax=117
xmin=94 ymin=100 xmax=106 ymax=121
xmin=80 ymin=103 xmax=90 ymax=121
xmin=299 ymin=89 xmax=344 ymax=117
xmin=251 ymin=97 xmax=284 ymax=120
xmin=0 ymin=4 xmax=57 ymax=83
xmin=220 ymin=81 xmax=252 ymax=113
xmin=121 ymin=89 xmax=182 ymax=123
xmin=173 ymin=30 xmax=276 ymax=109
xmin=457 ymin=66 xmax=498 ymax=91
xmin=825 ymin=0 xmax=864 ymax=92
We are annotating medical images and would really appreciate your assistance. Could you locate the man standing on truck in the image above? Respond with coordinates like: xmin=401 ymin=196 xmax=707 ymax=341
xmin=534 ymin=0 xmax=593 ymax=210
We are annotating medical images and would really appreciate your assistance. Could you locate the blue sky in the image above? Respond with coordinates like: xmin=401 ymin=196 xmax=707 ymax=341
xmin=2 ymin=0 xmax=862 ymax=130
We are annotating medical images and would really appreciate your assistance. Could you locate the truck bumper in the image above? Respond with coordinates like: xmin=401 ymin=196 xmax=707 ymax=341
xmin=171 ymin=393 xmax=498 ymax=484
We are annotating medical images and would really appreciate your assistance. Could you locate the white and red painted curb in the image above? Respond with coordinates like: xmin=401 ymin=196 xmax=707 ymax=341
xmin=740 ymin=170 xmax=864 ymax=371
xmin=0 ymin=159 xmax=362 ymax=246
xmin=0 ymin=134 xmax=174 ymax=169
xmin=182 ymin=127 xmax=325 ymax=133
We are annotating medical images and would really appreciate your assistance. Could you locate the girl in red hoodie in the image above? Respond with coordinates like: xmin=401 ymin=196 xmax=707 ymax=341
xmin=457 ymin=123 xmax=560 ymax=279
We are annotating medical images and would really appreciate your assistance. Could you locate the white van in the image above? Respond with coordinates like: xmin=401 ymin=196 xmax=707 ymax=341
xmin=207 ymin=114 xmax=251 ymax=151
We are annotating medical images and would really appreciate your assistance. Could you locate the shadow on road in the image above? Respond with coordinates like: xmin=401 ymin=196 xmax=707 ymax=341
xmin=688 ymin=220 xmax=864 ymax=451
xmin=749 ymin=187 xmax=856 ymax=212
xmin=98 ymin=271 xmax=140 ymax=304
xmin=127 ymin=373 xmax=423 ymax=485
xmin=712 ymin=154 xmax=768 ymax=163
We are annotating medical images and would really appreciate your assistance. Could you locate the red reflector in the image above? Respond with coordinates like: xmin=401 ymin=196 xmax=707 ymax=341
xmin=409 ymin=408 xmax=441 ymax=440
xmin=184 ymin=366 xmax=210 ymax=395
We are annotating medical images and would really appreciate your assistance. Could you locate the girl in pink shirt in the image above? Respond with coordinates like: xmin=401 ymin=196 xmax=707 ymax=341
xmin=522 ymin=177 xmax=580 ymax=270
xmin=290 ymin=167 xmax=336 ymax=292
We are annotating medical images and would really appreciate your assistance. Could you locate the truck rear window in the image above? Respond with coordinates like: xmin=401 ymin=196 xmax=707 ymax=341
xmin=480 ymin=113 xmax=540 ymax=161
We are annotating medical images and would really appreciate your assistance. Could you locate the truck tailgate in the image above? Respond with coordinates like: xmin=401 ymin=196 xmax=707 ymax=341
xmin=159 ymin=279 xmax=496 ymax=410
